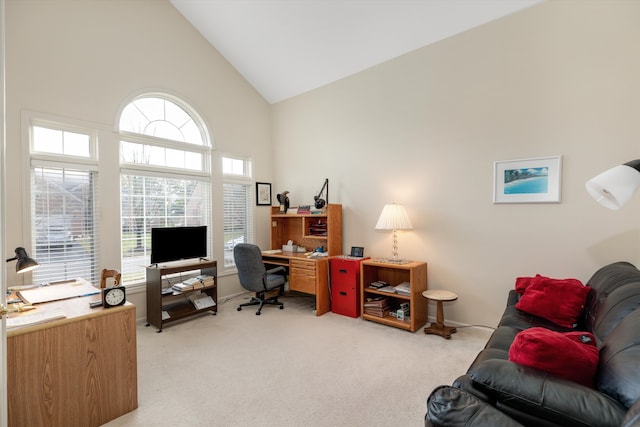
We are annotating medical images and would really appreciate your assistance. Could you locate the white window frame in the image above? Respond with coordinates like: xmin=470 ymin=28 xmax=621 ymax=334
xmin=117 ymin=93 xmax=213 ymax=285
xmin=222 ymin=154 xmax=254 ymax=270
xmin=23 ymin=111 xmax=102 ymax=285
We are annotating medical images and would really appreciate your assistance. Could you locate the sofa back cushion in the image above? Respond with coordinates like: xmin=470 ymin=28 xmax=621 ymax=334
xmin=583 ymin=261 xmax=640 ymax=343
xmin=598 ymin=307 xmax=640 ymax=408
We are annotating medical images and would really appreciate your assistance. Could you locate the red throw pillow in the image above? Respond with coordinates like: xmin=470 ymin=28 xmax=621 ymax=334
xmin=509 ymin=327 xmax=598 ymax=388
xmin=515 ymin=274 xmax=548 ymax=294
xmin=515 ymin=276 xmax=589 ymax=328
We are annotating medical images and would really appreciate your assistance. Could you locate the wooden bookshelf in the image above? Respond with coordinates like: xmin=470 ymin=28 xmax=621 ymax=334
xmin=360 ymin=259 xmax=428 ymax=332
xmin=145 ymin=259 xmax=217 ymax=332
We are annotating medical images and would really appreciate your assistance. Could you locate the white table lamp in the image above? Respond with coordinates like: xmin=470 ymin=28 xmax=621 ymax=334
xmin=375 ymin=203 xmax=413 ymax=263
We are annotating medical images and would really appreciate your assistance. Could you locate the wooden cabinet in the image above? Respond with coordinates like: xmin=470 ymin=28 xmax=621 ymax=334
xmin=145 ymin=259 xmax=217 ymax=331
xmin=360 ymin=260 xmax=428 ymax=332
xmin=8 ymin=299 xmax=137 ymax=426
xmin=270 ymin=204 xmax=342 ymax=256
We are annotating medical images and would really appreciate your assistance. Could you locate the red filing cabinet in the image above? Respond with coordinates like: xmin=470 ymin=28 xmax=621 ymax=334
xmin=330 ymin=256 xmax=369 ymax=318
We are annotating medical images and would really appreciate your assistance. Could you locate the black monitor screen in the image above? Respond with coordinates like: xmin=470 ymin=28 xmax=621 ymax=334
xmin=150 ymin=226 xmax=207 ymax=264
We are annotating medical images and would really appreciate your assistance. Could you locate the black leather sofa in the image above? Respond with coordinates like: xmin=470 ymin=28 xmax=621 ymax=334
xmin=425 ymin=261 xmax=640 ymax=427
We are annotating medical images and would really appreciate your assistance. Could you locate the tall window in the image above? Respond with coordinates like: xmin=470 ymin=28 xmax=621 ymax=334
xmin=119 ymin=95 xmax=212 ymax=284
xmin=29 ymin=123 xmax=100 ymax=284
xmin=223 ymin=156 xmax=253 ymax=268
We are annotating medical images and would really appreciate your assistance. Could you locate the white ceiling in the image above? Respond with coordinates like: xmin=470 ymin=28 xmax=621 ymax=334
xmin=170 ymin=0 xmax=543 ymax=104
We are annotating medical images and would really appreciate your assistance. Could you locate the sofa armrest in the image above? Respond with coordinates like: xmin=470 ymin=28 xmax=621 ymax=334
xmin=622 ymin=398 xmax=640 ymax=427
xmin=426 ymin=385 xmax=524 ymax=427
xmin=468 ymin=359 xmax=626 ymax=427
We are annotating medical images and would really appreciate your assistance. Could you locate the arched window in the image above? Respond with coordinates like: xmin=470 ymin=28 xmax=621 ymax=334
xmin=118 ymin=94 xmax=212 ymax=284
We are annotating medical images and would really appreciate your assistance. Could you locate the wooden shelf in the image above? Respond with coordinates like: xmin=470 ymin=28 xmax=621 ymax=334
xmin=362 ymin=313 xmax=413 ymax=330
xmin=360 ymin=260 xmax=428 ymax=332
xmin=145 ymin=259 xmax=217 ymax=332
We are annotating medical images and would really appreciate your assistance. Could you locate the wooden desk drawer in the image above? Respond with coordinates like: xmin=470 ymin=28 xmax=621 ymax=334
xmin=290 ymin=259 xmax=316 ymax=273
xmin=290 ymin=259 xmax=316 ymax=294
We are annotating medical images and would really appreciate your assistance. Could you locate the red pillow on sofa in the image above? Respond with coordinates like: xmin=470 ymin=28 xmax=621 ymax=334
xmin=515 ymin=274 xmax=548 ymax=294
xmin=515 ymin=276 xmax=589 ymax=328
xmin=509 ymin=327 xmax=599 ymax=388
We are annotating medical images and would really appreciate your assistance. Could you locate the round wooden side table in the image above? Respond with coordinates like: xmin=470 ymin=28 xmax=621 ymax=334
xmin=422 ymin=289 xmax=458 ymax=339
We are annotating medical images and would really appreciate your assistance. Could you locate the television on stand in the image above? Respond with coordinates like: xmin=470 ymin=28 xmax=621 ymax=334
xmin=150 ymin=225 xmax=208 ymax=266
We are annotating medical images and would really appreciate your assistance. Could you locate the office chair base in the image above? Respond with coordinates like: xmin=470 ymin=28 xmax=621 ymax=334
xmin=237 ymin=295 xmax=284 ymax=315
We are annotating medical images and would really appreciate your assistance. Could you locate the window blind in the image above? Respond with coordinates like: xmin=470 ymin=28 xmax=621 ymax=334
xmin=223 ymin=182 xmax=253 ymax=268
xmin=31 ymin=166 xmax=100 ymax=284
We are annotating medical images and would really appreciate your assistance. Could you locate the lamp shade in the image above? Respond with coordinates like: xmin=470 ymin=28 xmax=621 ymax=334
xmin=6 ymin=247 xmax=39 ymax=273
xmin=586 ymin=159 xmax=640 ymax=210
xmin=375 ymin=203 xmax=413 ymax=231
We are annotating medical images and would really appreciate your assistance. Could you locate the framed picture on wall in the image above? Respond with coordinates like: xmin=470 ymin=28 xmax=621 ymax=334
xmin=493 ymin=155 xmax=562 ymax=203
xmin=256 ymin=182 xmax=272 ymax=206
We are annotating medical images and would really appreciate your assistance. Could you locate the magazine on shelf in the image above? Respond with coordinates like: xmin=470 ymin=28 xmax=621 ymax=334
xmin=188 ymin=292 xmax=216 ymax=310
xmin=394 ymin=282 xmax=411 ymax=295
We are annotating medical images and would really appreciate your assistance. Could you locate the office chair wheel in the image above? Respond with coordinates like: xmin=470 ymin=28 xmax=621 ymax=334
xmin=279 ymin=306 xmax=284 ymax=309
xmin=256 ymin=311 xmax=261 ymax=315
xmin=237 ymin=307 xmax=242 ymax=311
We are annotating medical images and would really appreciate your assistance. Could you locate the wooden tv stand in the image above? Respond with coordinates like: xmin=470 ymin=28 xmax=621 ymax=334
xmin=145 ymin=259 xmax=217 ymax=332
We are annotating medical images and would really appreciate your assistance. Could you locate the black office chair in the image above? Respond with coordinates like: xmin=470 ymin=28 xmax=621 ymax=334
xmin=234 ymin=243 xmax=286 ymax=315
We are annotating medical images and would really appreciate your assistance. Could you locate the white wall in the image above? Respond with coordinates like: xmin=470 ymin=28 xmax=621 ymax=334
xmin=271 ymin=1 xmax=640 ymax=326
xmin=5 ymin=0 xmax=640 ymax=328
xmin=4 ymin=0 xmax=274 ymax=316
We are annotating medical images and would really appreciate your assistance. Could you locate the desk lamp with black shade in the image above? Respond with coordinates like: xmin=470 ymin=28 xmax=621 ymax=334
xmin=1 ymin=247 xmax=39 ymax=316
xmin=6 ymin=247 xmax=39 ymax=273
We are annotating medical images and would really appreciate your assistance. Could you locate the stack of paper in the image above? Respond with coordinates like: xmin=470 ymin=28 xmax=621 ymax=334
xmin=7 ymin=308 xmax=66 ymax=329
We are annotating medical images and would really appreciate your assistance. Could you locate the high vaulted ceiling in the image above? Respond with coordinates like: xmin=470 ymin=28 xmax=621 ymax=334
xmin=170 ymin=0 xmax=543 ymax=104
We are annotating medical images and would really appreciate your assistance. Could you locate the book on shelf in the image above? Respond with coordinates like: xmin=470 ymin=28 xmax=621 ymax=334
xmin=364 ymin=295 xmax=387 ymax=305
xmin=369 ymin=280 xmax=388 ymax=289
xmin=297 ymin=205 xmax=311 ymax=214
xmin=394 ymin=282 xmax=411 ymax=295
xmin=363 ymin=296 xmax=391 ymax=317
xmin=172 ymin=282 xmax=193 ymax=292
xmin=183 ymin=277 xmax=203 ymax=289
xmin=174 ymin=275 xmax=214 ymax=292
xmin=377 ymin=285 xmax=396 ymax=293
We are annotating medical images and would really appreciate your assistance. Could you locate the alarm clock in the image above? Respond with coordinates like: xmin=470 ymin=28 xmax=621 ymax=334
xmin=102 ymin=286 xmax=126 ymax=308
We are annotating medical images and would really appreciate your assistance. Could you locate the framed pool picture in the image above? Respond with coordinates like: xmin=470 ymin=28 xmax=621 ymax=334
xmin=493 ymin=156 xmax=562 ymax=204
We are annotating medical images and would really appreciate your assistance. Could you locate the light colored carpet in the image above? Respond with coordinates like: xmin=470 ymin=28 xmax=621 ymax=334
xmin=103 ymin=293 xmax=492 ymax=427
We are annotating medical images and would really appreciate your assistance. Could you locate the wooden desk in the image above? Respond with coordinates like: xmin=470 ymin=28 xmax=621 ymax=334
xmin=7 ymin=295 xmax=138 ymax=426
xmin=262 ymin=251 xmax=330 ymax=315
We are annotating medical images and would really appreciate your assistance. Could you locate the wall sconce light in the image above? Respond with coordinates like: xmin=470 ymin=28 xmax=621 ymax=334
xmin=375 ymin=203 xmax=413 ymax=263
xmin=586 ymin=159 xmax=640 ymax=210
xmin=6 ymin=247 xmax=39 ymax=273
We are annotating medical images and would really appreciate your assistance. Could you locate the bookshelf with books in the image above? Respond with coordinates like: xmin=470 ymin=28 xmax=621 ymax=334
xmin=145 ymin=259 xmax=217 ymax=332
xmin=360 ymin=259 xmax=427 ymax=332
